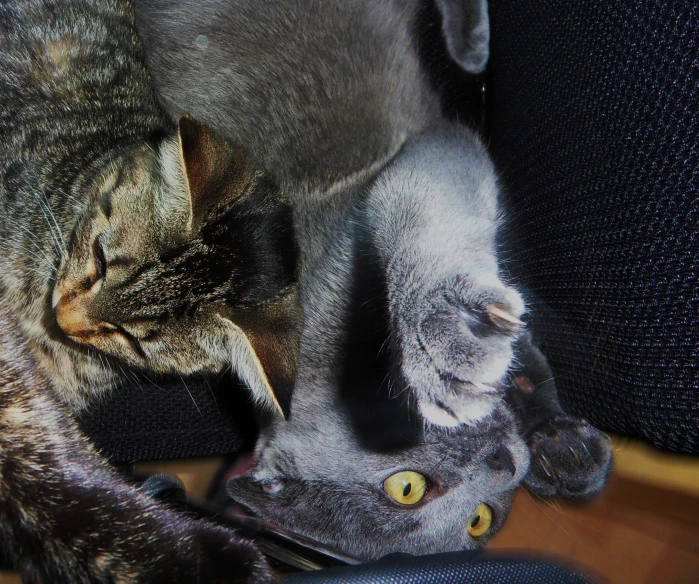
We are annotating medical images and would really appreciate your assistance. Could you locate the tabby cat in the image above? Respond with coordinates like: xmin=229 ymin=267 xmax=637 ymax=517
xmin=0 ymin=0 xmax=296 ymax=580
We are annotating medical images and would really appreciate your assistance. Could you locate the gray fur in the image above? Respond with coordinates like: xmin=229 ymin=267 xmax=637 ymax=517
xmin=365 ymin=124 xmax=523 ymax=426
xmin=227 ymin=131 xmax=532 ymax=557
xmin=134 ymin=0 xmax=513 ymax=429
xmin=133 ymin=0 xmax=438 ymax=198
xmin=133 ymin=0 xmax=613 ymax=559
xmin=227 ymin=126 xmax=611 ymax=559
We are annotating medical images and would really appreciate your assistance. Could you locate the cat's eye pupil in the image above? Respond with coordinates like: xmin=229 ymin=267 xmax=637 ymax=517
xmin=403 ymin=483 xmax=411 ymax=497
xmin=471 ymin=515 xmax=481 ymax=528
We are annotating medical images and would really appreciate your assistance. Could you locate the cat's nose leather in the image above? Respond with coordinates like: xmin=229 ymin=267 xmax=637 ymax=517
xmin=486 ymin=444 xmax=516 ymax=476
xmin=55 ymin=295 xmax=94 ymax=338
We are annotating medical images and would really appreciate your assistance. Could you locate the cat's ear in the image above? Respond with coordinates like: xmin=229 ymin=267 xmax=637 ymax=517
xmin=434 ymin=0 xmax=489 ymax=74
xmin=177 ymin=115 xmax=250 ymax=231
xmin=217 ymin=293 xmax=301 ymax=419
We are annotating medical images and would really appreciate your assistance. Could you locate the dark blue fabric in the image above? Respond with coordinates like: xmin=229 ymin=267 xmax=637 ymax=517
xmin=488 ymin=0 xmax=699 ymax=453
xmin=281 ymin=551 xmax=594 ymax=584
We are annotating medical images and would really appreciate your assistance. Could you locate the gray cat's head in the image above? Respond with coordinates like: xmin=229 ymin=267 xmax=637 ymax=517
xmin=228 ymin=396 xmax=528 ymax=560
xmin=52 ymin=117 xmax=299 ymax=412
xmin=228 ymin=251 xmax=529 ymax=560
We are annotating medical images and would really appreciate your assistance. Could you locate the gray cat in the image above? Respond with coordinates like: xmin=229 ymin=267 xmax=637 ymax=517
xmin=0 ymin=0 xmax=299 ymax=580
xmin=227 ymin=125 xmax=613 ymax=558
xmin=134 ymin=0 xmax=614 ymax=559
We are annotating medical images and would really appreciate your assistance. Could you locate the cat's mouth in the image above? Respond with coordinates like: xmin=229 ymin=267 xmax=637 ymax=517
xmin=223 ymin=451 xmax=257 ymax=480
xmin=217 ymin=499 xmax=363 ymax=568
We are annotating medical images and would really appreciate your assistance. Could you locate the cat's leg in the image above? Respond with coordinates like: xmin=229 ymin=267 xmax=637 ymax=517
xmin=0 ymin=318 xmax=271 ymax=583
xmin=365 ymin=123 xmax=524 ymax=426
xmin=506 ymin=331 xmax=613 ymax=498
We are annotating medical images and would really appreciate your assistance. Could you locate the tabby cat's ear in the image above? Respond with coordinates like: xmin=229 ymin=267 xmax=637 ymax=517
xmin=218 ymin=292 xmax=301 ymax=419
xmin=177 ymin=115 xmax=250 ymax=231
xmin=434 ymin=0 xmax=489 ymax=74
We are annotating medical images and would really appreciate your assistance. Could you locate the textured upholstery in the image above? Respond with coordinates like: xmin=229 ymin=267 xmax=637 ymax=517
xmin=488 ymin=0 xmax=698 ymax=453
xmin=79 ymin=376 xmax=256 ymax=461
xmin=281 ymin=551 xmax=594 ymax=584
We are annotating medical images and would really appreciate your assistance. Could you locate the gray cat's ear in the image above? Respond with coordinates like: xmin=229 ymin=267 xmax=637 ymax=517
xmin=217 ymin=292 xmax=301 ymax=419
xmin=177 ymin=115 xmax=251 ymax=231
xmin=434 ymin=0 xmax=489 ymax=74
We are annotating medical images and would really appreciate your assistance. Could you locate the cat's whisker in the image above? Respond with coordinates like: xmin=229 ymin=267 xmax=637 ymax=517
xmin=381 ymin=372 xmax=392 ymax=396
xmin=377 ymin=335 xmax=391 ymax=358
xmin=531 ymin=376 xmax=559 ymax=390
xmin=393 ymin=380 xmax=412 ymax=399
xmin=38 ymin=193 xmax=68 ymax=260
xmin=51 ymin=184 xmax=83 ymax=208
xmin=202 ymin=378 xmax=222 ymax=417
xmin=16 ymin=244 xmax=56 ymax=273
xmin=523 ymin=487 xmax=591 ymax=538
xmin=177 ymin=372 xmax=203 ymax=418
xmin=34 ymin=194 xmax=67 ymax=260
xmin=141 ymin=373 xmax=165 ymax=392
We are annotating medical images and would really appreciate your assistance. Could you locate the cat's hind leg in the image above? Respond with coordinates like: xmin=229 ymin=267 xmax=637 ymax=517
xmin=365 ymin=122 xmax=523 ymax=426
xmin=507 ymin=331 xmax=613 ymax=499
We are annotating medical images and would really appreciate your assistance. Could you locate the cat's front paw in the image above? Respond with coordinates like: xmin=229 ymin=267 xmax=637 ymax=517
xmin=524 ymin=416 xmax=613 ymax=499
xmin=398 ymin=274 xmax=524 ymax=427
xmin=173 ymin=522 xmax=273 ymax=584
xmin=85 ymin=519 xmax=272 ymax=584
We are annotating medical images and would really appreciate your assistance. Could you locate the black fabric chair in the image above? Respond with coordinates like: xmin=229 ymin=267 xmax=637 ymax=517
xmin=487 ymin=0 xmax=698 ymax=454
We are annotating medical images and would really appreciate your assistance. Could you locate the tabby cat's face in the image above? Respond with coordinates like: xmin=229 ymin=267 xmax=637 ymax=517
xmin=52 ymin=143 xmax=230 ymax=374
xmin=51 ymin=119 xmax=298 ymax=408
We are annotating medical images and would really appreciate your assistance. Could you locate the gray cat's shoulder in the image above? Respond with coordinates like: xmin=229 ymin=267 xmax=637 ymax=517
xmin=134 ymin=0 xmax=439 ymax=196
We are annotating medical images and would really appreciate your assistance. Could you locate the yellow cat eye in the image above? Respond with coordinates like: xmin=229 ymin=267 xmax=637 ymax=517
xmin=382 ymin=471 xmax=428 ymax=505
xmin=467 ymin=503 xmax=493 ymax=538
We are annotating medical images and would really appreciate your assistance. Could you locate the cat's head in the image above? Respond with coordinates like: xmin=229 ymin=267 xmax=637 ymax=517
xmin=227 ymin=383 xmax=529 ymax=560
xmin=52 ymin=117 xmax=299 ymax=413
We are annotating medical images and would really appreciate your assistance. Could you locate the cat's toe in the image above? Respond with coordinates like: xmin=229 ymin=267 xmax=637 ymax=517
xmin=402 ymin=275 xmax=524 ymax=426
xmin=524 ymin=416 xmax=613 ymax=499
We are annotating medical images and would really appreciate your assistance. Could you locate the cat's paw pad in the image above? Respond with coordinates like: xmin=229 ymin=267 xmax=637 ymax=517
xmin=401 ymin=274 xmax=524 ymax=427
xmin=524 ymin=416 xmax=613 ymax=499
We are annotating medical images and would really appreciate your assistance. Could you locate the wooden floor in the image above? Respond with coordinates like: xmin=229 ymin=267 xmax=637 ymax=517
xmin=490 ymin=476 xmax=699 ymax=583
xmin=489 ymin=439 xmax=699 ymax=583
xmin=2 ymin=438 xmax=698 ymax=583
